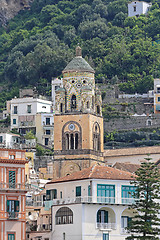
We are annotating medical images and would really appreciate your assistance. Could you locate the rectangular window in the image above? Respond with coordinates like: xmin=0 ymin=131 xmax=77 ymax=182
xmin=46 ymin=130 xmax=50 ymax=135
xmin=0 ymin=136 xmax=3 ymax=143
xmin=103 ymin=233 xmax=109 ymax=240
xmin=76 ymin=186 xmax=81 ymax=197
xmin=13 ymin=106 xmax=17 ymax=114
xmin=45 ymin=138 xmax=49 ymax=146
xmin=97 ymin=184 xmax=115 ymax=203
xmin=158 ymin=97 xmax=160 ymax=102
xmin=8 ymin=234 xmax=15 ymax=240
xmin=46 ymin=118 xmax=50 ymax=125
xmin=133 ymin=6 xmax=136 ymax=11
xmin=122 ymin=185 xmax=136 ymax=204
xmin=60 ymin=191 xmax=62 ymax=199
xmin=46 ymin=189 xmax=57 ymax=200
xmin=7 ymin=200 xmax=19 ymax=212
xmin=9 ymin=171 xmax=16 ymax=188
xmin=121 ymin=216 xmax=132 ymax=228
xmin=13 ymin=119 xmax=16 ymax=125
xmin=27 ymin=105 xmax=31 ymax=113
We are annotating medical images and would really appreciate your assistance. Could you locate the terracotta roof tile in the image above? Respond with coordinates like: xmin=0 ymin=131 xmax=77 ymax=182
xmin=47 ymin=165 xmax=135 ymax=184
xmin=113 ymin=162 xmax=140 ymax=173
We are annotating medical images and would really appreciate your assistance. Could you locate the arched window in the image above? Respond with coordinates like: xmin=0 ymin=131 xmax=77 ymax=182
xmin=60 ymin=103 xmax=63 ymax=113
xmin=71 ymin=95 xmax=76 ymax=111
xmin=87 ymin=101 xmax=89 ymax=109
xmin=93 ymin=123 xmax=100 ymax=151
xmin=65 ymin=132 xmax=80 ymax=150
xmin=97 ymin=105 xmax=100 ymax=114
xmin=55 ymin=207 xmax=73 ymax=225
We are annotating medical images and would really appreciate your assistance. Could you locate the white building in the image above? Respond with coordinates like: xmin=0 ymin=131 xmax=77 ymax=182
xmin=10 ymin=97 xmax=52 ymax=135
xmin=43 ymin=165 xmax=138 ymax=240
xmin=128 ymin=1 xmax=151 ymax=17
xmin=0 ymin=132 xmax=20 ymax=148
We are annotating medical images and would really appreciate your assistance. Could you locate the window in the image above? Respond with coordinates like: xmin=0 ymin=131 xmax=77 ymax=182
xmin=88 ymin=185 xmax=91 ymax=196
xmin=60 ymin=191 xmax=62 ymax=199
xmin=9 ymin=171 xmax=16 ymax=188
xmin=93 ymin=123 xmax=100 ymax=151
xmin=97 ymin=105 xmax=100 ymax=114
xmin=0 ymin=136 xmax=3 ymax=143
xmin=103 ymin=233 xmax=109 ymax=240
xmin=60 ymin=103 xmax=63 ymax=113
xmin=8 ymin=234 xmax=15 ymax=240
xmin=46 ymin=118 xmax=50 ymax=125
xmin=46 ymin=189 xmax=57 ymax=200
xmin=71 ymin=95 xmax=76 ymax=111
xmin=158 ymin=97 xmax=160 ymax=102
xmin=63 ymin=233 xmax=65 ymax=240
xmin=97 ymin=210 xmax=108 ymax=223
xmin=121 ymin=216 xmax=132 ymax=228
xmin=9 ymin=155 xmax=15 ymax=159
xmin=76 ymin=186 xmax=81 ymax=197
xmin=45 ymin=138 xmax=49 ymax=146
xmin=134 ymin=6 xmax=136 ymax=11
xmin=97 ymin=184 xmax=115 ymax=203
xmin=87 ymin=101 xmax=89 ymax=108
xmin=27 ymin=105 xmax=31 ymax=113
xmin=13 ymin=106 xmax=17 ymax=114
xmin=13 ymin=119 xmax=16 ymax=125
xmin=122 ymin=186 xmax=136 ymax=204
xmin=55 ymin=207 xmax=73 ymax=225
xmin=46 ymin=130 xmax=50 ymax=135
xmin=7 ymin=200 xmax=19 ymax=218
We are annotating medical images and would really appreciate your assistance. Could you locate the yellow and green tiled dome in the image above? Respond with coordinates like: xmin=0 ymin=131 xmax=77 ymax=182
xmin=62 ymin=46 xmax=95 ymax=74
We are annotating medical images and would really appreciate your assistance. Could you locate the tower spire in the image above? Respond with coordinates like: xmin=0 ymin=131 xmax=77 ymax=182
xmin=76 ymin=45 xmax=82 ymax=57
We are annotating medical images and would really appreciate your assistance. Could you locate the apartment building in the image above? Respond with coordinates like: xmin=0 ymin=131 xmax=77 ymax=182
xmin=0 ymin=148 xmax=28 ymax=240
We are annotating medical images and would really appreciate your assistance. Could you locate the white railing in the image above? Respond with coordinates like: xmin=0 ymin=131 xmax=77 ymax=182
xmin=121 ymin=228 xmax=129 ymax=234
xmin=44 ymin=196 xmax=136 ymax=210
xmin=97 ymin=197 xmax=115 ymax=204
xmin=121 ymin=198 xmax=138 ymax=204
xmin=96 ymin=222 xmax=116 ymax=230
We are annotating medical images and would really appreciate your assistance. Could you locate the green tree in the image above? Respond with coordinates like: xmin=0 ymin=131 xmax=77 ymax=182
xmin=126 ymin=157 xmax=160 ymax=240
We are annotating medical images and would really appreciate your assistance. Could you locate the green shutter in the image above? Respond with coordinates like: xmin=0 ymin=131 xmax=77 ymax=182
xmin=7 ymin=200 xmax=10 ymax=212
xmin=15 ymin=201 xmax=19 ymax=212
xmin=46 ymin=190 xmax=51 ymax=200
xmin=76 ymin=186 xmax=81 ymax=197
xmin=9 ymin=171 xmax=16 ymax=188
xmin=105 ymin=211 xmax=108 ymax=223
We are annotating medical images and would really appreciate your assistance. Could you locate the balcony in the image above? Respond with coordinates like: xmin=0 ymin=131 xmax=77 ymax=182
xmin=7 ymin=212 xmax=19 ymax=220
xmin=121 ymin=198 xmax=138 ymax=204
xmin=38 ymin=224 xmax=52 ymax=231
xmin=0 ymin=182 xmax=28 ymax=191
xmin=96 ymin=222 xmax=116 ymax=230
xmin=121 ymin=228 xmax=129 ymax=234
xmin=97 ymin=196 xmax=115 ymax=204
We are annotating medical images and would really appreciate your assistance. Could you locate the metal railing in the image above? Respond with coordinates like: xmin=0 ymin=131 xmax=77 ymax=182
xmin=121 ymin=228 xmax=129 ymax=234
xmin=97 ymin=197 xmax=115 ymax=204
xmin=96 ymin=222 xmax=116 ymax=230
xmin=38 ymin=224 xmax=51 ymax=231
xmin=121 ymin=198 xmax=138 ymax=204
xmin=7 ymin=212 xmax=19 ymax=219
xmin=0 ymin=182 xmax=28 ymax=190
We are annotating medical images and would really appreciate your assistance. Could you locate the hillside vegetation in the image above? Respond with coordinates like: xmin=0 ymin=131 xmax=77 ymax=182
xmin=0 ymin=0 xmax=160 ymax=110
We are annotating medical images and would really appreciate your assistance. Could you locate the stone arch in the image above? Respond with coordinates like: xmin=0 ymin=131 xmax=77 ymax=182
xmin=61 ymin=162 xmax=81 ymax=177
xmin=62 ymin=121 xmax=82 ymax=150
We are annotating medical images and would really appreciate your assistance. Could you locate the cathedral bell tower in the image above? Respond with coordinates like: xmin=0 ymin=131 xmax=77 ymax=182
xmin=53 ymin=46 xmax=104 ymax=179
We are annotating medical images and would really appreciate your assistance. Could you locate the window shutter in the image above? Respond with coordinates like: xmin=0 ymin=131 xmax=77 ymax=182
xmin=7 ymin=200 xmax=10 ymax=212
xmin=15 ymin=201 xmax=19 ymax=212
xmin=46 ymin=190 xmax=51 ymax=200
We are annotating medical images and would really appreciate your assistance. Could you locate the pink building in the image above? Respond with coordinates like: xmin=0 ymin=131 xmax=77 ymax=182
xmin=0 ymin=148 xmax=28 ymax=240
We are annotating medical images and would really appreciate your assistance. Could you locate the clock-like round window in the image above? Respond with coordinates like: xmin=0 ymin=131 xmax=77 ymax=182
xmin=68 ymin=123 xmax=75 ymax=131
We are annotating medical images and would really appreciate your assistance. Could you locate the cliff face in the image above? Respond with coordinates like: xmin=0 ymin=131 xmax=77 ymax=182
xmin=0 ymin=0 xmax=33 ymax=25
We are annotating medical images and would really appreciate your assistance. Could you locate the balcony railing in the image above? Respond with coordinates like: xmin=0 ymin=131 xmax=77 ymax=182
xmin=0 ymin=182 xmax=28 ymax=190
xmin=38 ymin=224 xmax=52 ymax=231
xmin=96 ymin=222 xmax=116 ymax=230
xmin=44 ymin=196 xmax=137 ymax=210
xmin=121 ymin=228 xmax=129 ymax=234
xmin=97 ymin=196 xmax=115 ymax=204
xmin=7 ymin=212 xmax=19 ymax=219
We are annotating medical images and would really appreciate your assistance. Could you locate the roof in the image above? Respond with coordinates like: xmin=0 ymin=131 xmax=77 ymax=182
xmin=104 ymin=146 xmax=160 ymax=158
xmin=47 ymin=165 xmax=135 ymax=184
xmin=63 ymin=56 xmax=95 ymax=73
xmin=113 ymin=162 xmax=140 ymax=173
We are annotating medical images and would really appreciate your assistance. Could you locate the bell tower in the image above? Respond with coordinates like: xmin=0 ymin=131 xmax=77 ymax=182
xmin=53 ymin=46 xmax=104 ymax=179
